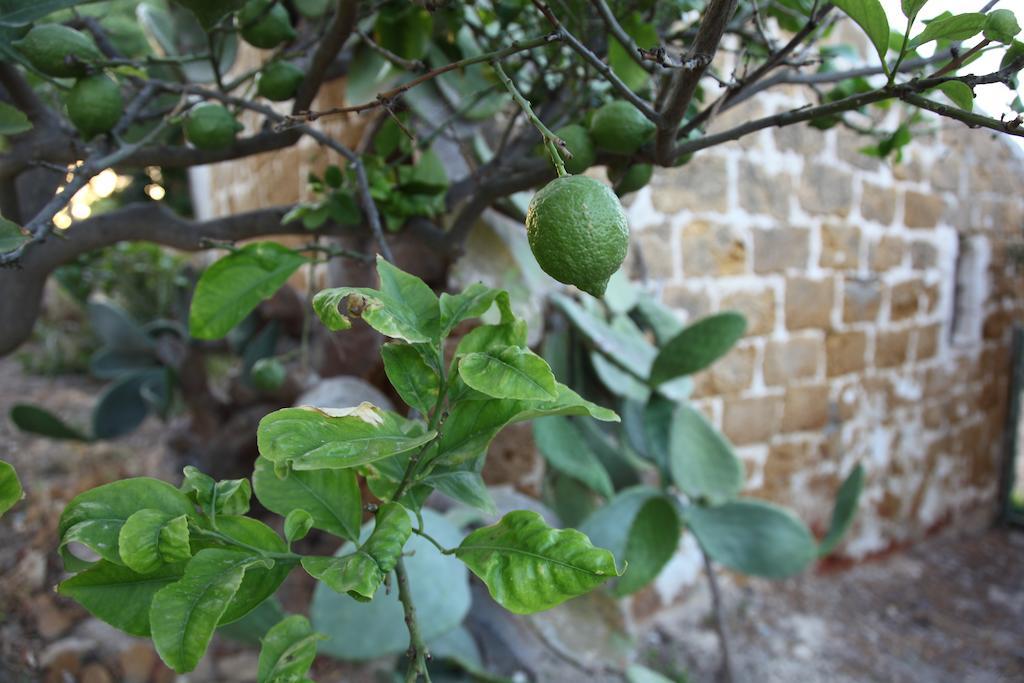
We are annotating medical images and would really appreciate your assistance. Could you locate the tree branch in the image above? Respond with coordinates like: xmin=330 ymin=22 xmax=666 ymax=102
xmin=292 ymin=0 xmax=358 ymax=112
xmin=589 ymin=0 xmax=655 ymax=73
xmin=656 ymin=0 xmax=738 ymax=163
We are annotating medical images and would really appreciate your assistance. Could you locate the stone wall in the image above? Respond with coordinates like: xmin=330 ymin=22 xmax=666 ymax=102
xmin=625 ymin=91 xmax=1024 ymax=579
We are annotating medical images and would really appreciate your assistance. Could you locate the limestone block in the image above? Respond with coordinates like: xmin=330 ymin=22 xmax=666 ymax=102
xmin=720 ymin=287 xmax=776 ymax=336
xmin=843 ymin=278 xmax=882 ymax=323
xmin=752 ymin=226 xmax=810 ymax=273
xmin=785 ymin=276 xmax=834 ymax=330
xmin=826 ymin=330 xmax=867 ymax=376
xmin=798 ymin=162 xmax=852 ymax=216
xmin=722 ymin=395 xmax=784 ymax=445
xmin=820 ymin=222 xmax=862 ymax=269
xmin=681 ymin=220 xmax=748 ymax=276
xmin=782 ymin=384 xmax=831 ymax=432
xmin=904 ymin=190 xmax=945 ymax=228
xmin=763 ymin=334 xmax=823 ymax=386
xmin=651 ymin=155 xmax=729 ymax=214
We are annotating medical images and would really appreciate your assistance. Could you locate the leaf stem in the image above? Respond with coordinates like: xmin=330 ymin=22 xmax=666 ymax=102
xmin=412 ymin=526 xmax=456 ymax=555
xmin=396 ymin=558 xmax=432 ymax=682
xmin=491 ymin=60 xmax=568 ymax=177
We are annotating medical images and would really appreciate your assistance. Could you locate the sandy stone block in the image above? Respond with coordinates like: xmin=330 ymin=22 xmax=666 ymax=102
xmin=836 ymin=127 xmax=881 ymax=171
xmin=889 ymin=279 xmax=922 ymax=320
xmin=651 ymin=155 xmax=729 ymax=214
xmin=915 ymin=323 xmax=942 ymax=360
xmin=681 ymin=220 xmax=748 ymax=276
xmin=843 ymin=278 xmax=882 ymax=323
xmin=782 ymin=384 xmax=831 ymax=432
xmin=826 ymin=330 xmax=867 ymax=376
xmin=820 ymin=222 xmax=862 ymax=269
xmin=662 ymin=284 xmax=711 ymax=319
xmin=869 ymin=235 xmax=904 ymax=271
xmin=775 ymin=123 xmax=826 ymax=157
xmin=763 ymin=334 xmax=823 ymax=385
xmin=720 ymin=287 xmax=776 ymax=336
xmin=910 ymin=240 xmax=939 ymax=270
xmin=634 ymin=223 xmax=675 ymax=279
xmin=875 ymin=329 xmax=911 ymax=368
xmin=699 ymin=344 xmax=758 ymax=396
xmin=762 ymin=438 xmax=825 ymax=491
xmin=860 ymin=181 xmax=897 ymax=225
xmin=904 ymin=190 xmax=945 ymax=228
xmin=752 ymin=226 xmax=810 ymax=273
xmin=738 ymin=160 xmax=792 ymax=220
xmin=798 ymin=163 xmax=852 ymax=216
xmin=722 ymin=395 xmax=783 ymax=445
xmin=785 ymin=276 xmax=834 ymax=330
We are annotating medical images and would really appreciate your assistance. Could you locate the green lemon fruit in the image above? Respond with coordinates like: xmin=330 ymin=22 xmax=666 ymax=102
xmin=294 ymin=0 xmax=330 ymax=18
xmin=66 ymin=75 xmax=124 ymax=139
xmin=174 ymin=0 xmax=246 ymax=29
xmin=251 ymin=357 xmax=286 ymax=391
xmin=551 ymin=124 xmax=597 ymax=175
xmin=589 ymin=100 xmax=656 ymax=155
xmin=238 ymin=0 xmax=296 ymax=49
xmin=256 ymin=61 xmax=304 ymax=101
xmin=525 ymin=175 xmax=629 ymax=297
xmin=608 ymin=163 xmax=653 ymax=196
xmin=13 ymin=24 xmax=103 ymax=78
xmin=184 ymin=102 xmax=244 ymax=150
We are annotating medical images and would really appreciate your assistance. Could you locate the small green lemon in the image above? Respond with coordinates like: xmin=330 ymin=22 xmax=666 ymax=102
xmin=238 ymin=0 xmax=296 ymax=49
xmin=525 ymin=175 xmax=629 ymax=297
xmin=174 ymin=0 xmax=246 ymax=29
xmin=608 ymin=163 xmax=653 ymax=196
xmin=251 ymin=357 xmax=286 ymax=391
xmin=184 ymin=102 xmax=244 ymax=150
xmin=66 ymin=75 xmax=124 ymax=139
xmin=589 ymin=100 xmax=656 ymax=155
xmin=14 ymin=24 xmax=103 ymax=78
xmin=552 ymin=124 xmax=597 ymax=175
xmin=256 ymin=61 xmax=304 ymax=101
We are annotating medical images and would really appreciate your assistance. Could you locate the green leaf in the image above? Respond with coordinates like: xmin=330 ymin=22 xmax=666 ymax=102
xmin=901 ymin=0 xmax=929 ymax=20
xmin=0 ymin=0 xmax=105 ymax=25
xmin=0 ymin=459 xmax=23 ymax=518
xmin=189 ymin=242 xmax=306 ymax=340
xmin=420 ymin=470 xmax=498 ymax=515
xmin=0 ymin=216 xmax=28 ymax=253
xmin=374 ymin=1 xmax=433 ymax=60
xmin=88 ymin=301 xmax=153 ymax=353
xmin=614 ymin=496 xmax=681 ymax=596
xmin=313 ymin=286 xmax=432 ymax=343
xmin=151 ymin=549 xmax=273 ymax=673
xmin=0 ymin=101 xmax=30 ymax=134
xmin=217 ymin=598 xmax=286 ymax=644
xmin=669 ymin=404 xmax=744 ymax=503
xmin=590 ymin=352 xmax=650 ymax=402
xmin=439 ymin=283 xmax=507 ymax=337
xmin=257 ymin=615 xmax=323 ymax=683
xmin=819 ymin=463 xmax=865 ymax=556
xmin=626 ymin=665 xmax=676 ymax=683
xmin=579 ymin=486 xmax=660 ymax=566
xmin=58 ymin=560 xmax=185 ymax=637
xmin=362 ymin=502 xmax=412 ymax=573
xmin=933 ymin=81 xmax=974 ymax=111
xmin=181 ymin=466 xmax=251 ymax=517
xmin=311 ymin=509 xmax=470 ymax=660
xmin=302 ymin=552 xmax=383 ymax=600
xmin=375 ymin=256 xmax=440 ymax=337
xmin=455 ymin=510 xmax=622 ymax=614
xmin=92 ymin=369 xmax=165 ymax=440
xmin=257 ymin=406 xmax=436 ymax=470
xmin=193 ymin=516 xmax=294 ymax=625
xmin=398 ymin=149 xmax=449 ymax=193
xmin=832 ymin=0 xmax=890 ymax=64
xmin=649 ymin=312 xmax=747 ymax=385
xmin=284 ymin=510 xmax=313 ymax=543
xmin=59 ymin=478 xmax=195 ymax=569
xmin=9 ymin=404 xmax=90 ymax=441
xmin=381 ymin=342 xmax=440 ymax=414
xmin=454 ymin=320 xmax=528 ymax=357
xmin=432 ymin=384 xmax=618 ymax=467
xmin=252 ymin=456 xmax=362 ymax=543
xmin=118 ymin=510 xmax=191 ymax=574
xmin=459 ymin=347 xmax=558 ymax=401
xmin=984 ymin=9 xmax=1020 ymax=44
xmin=682 ymin=500 xmax=818 ymax=578
xmin=533 ymin=416 xmax=614 ymax=498
xmin=553 ymin=293 xmax=657 ymax=380
xmin=910 ymin=12 xmax=986 ymax=48
xmin=633 ymin=293 xmax=683 ymax=344
xmin=608 ymin=13 xmax=657 ymax=92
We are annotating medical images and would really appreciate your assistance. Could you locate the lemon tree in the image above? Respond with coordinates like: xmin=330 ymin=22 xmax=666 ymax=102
xmin=0 ymin=1 xmax=1022 ymax=680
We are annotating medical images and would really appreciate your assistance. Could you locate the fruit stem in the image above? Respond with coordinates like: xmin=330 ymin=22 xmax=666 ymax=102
xmin=492 ymin=60 xmax=569 ymax=177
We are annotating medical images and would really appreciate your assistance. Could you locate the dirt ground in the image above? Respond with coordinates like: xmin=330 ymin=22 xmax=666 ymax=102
xmin=1 ymin=356 xmax=1022 ymax=683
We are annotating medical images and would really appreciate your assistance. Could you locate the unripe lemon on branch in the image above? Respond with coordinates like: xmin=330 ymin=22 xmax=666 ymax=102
xmin=184 ymin=103 xmax=244 ymax=150
xmin=589 ymin=100 xmax=655 ymax=155
xmin=525 ymin=175 xmax=629 ymax=298
xmin=66 ymin=75 xmax=124 ymax=139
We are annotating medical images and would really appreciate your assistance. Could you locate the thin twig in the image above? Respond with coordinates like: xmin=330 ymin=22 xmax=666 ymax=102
xmin=701 ymin=549 xmax=734 ymax=683
xmin=357 ymin=28 xmax=426 ymax=72
xmin=295 ymin=33 xmax=561 ymax=122
xmin=492 ymin=60 xmax=568 ymax=177
xmin=589 ymin=0 xmax=655 ymax=73
xmin=396 ymin=558 xmax=432 ymax=682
